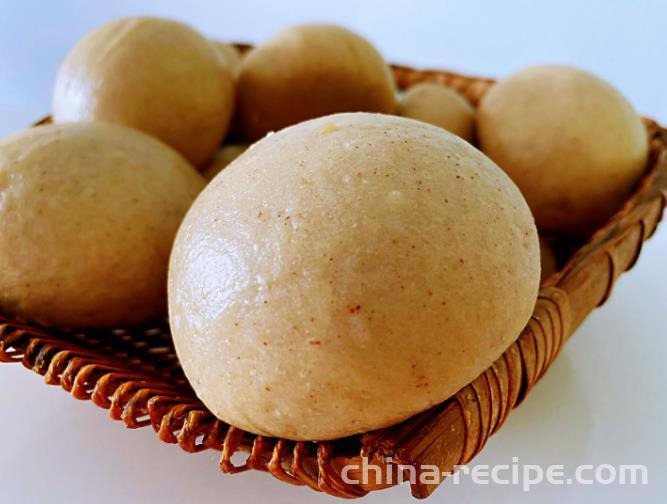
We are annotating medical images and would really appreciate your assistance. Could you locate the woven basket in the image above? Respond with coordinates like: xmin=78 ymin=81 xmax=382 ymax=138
xmin=1 ymin=63 xmax=666 ymax=500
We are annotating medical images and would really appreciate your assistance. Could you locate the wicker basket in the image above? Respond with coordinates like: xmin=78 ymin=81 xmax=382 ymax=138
xmin=1 ymin=64 xmax=666 ymax=500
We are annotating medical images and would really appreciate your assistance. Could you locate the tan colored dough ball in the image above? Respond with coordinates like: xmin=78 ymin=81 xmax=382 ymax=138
xmin=0 ymin=123 xmax=205 ymax=328
xmin=477 ymin=65 xmax=648 ymax=236
xmin=168 ymin=112 xmax=540 ymax=441
xmin=212 ymin=40 xmax=243 ymax=77
xmin=202 ymin=144 xmax=247 ymax=181
xmin=53 ymin=17 xmax=235 ymax=167
xmin=236 ymin=24 xmax=396 ymax=141
xmin=396 ymin=82 xmax=475 ymax=141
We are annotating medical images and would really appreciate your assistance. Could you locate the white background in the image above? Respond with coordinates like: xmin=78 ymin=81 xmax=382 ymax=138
xmin=0 ymin=1 xmax=665 ymax=503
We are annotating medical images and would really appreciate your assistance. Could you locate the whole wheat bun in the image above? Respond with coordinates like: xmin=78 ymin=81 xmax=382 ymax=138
xmin=169 ymin=113 xmax=540 ymax=441
xmin=477 ymin=65 xmax=648 ymax=236
xmin=236 ymin=24 xmax=396 ymax=141
xmin=396 ymin=82 xmax=475 ymax=141
xmin=0 ymin=123 xmax=205 ymax=328
xmin=53 ymin=17 xmax=235 ymax=167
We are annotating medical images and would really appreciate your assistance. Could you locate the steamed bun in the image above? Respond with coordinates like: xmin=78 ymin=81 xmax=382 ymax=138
xmin=397 ymin=82 xmax=475 ymax=141
xmin=53 ymin=17 xmax=235 ymax=167
xmin=236 ymin=24 xmax=396 ymax=141
xmin=0 ymin=122 xmax=205 ymax=328
xmin=168 ymin=113 xmax=540 ymax=440
xmin=478 ymin=65 xmax=648 ymax=236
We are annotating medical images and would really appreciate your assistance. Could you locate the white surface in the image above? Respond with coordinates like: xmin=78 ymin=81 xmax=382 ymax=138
xmin=0 ymin=1 xmax=665 ymax=503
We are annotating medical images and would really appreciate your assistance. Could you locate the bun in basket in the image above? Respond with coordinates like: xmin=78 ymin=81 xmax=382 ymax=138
xmin=397 ymin=82 xmax=475 ymax=141
xmin=53 ymin=17 xmax=235 ymax=167
xmin=168 ymin=112 xmax=540 ymax=441
xmin=236 ymin=24 xmax=396 ymax=141
xmin=477 ymin=65 xmax=648 ymax=236
xmin=0 ymin=122 xmax=205 ymax=328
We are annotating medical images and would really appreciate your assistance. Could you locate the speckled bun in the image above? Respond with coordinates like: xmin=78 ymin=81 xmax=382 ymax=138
xmin=168 ymin=113 xmax=540 ymax=441
xmin=53 ymin=17 xmax=235 ymax=167
xmin=396 ymin=82 xmax=475 ymax=141
xmin=478 ymin=65 xmax=648 ymax=236
xmin=0 ymin=123 xmax=205 ymax=328
xmin=236 ymin=24 xmax=396 ymax=141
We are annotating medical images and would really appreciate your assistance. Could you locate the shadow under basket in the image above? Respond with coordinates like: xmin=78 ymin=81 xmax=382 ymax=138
xmin=2 ymin=65 xmax=667 ymax=500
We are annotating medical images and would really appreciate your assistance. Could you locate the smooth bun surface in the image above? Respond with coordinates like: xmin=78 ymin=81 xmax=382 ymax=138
xmin=478 ymin=65 xmax=648 ymax=236
xmin=169 ymin=113 xmax=540 ymax=440
xmin=53 ymin=17 xmax=235 ymax=167
xmin=397 ymin=82 xmax=475 ymax=141
xmin=236 ymin=24 xmax=396 ymax=141
xmin=0 ymin=123 xmax=205 ymax=328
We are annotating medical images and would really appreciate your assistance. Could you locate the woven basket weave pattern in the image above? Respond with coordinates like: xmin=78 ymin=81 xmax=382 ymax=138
xmin=1 ymin=65 xmax=666 ymax=499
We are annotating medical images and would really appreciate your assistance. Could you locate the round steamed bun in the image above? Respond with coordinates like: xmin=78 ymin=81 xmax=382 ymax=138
xmin=53 ymin=17 xmax=235 ymax=167
xmin=0 ymin=122 xmax=205 ymax=328
xmin=477 ymin=65 xmax=648 ymax=236
xmin=169 ymin=112 xmax=540 ymax=440
xmin=396 ymin=82 xmax=475 ymax=141
xmin=236 ymin=24 xmax=396 ymax=141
